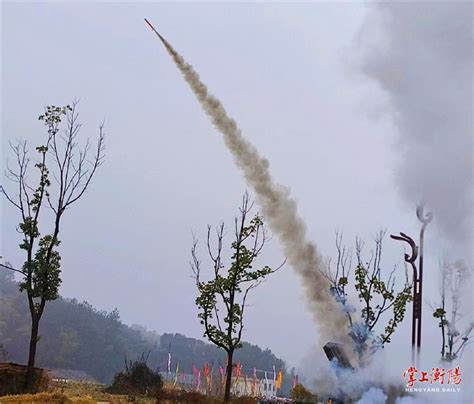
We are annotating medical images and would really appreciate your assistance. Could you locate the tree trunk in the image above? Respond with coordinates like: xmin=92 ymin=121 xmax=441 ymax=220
xmin=25 ymin=315 xmax=40 ymax=391
xmin=441 ymin=319 xmax=446 ymax=360
xmin=224 ymin=349 xmax=234 ymax=402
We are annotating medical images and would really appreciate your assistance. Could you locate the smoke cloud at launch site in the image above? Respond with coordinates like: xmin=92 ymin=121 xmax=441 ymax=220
xmin=359 ymin=2 xmax=473 ymax=260
xmin=147 ymin=23 xmax=353 ymax=351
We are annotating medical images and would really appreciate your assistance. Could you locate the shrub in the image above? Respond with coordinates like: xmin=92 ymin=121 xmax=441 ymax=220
xmin=106 ymin=355 xmax=163 ymax=397
xmin=291 ymin=383 xmax=316 ymax=402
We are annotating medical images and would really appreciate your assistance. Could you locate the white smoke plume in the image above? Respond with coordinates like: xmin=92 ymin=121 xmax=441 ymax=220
xmin=358 ymin=2 xmax=473 ymax=260
xmin=146 ymin=21 xmax=352 ymax=350
xmin=302 ymin=349 xmax=407 ymax=402
xmin=357 ymin=387 xmax=387 ymax=404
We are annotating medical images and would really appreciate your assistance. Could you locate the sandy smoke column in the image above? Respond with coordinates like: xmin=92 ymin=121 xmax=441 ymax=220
xmin=359 ymin=3 xmax=473 ymax=260
xmin=147 ymin=23 xmax=352 ymax=349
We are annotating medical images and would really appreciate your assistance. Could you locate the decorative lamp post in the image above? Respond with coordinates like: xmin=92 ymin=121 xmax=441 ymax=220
xmin=391 ymin=204 xmax=433 ymax=367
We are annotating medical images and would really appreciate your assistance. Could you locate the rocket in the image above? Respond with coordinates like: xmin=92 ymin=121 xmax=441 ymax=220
xmin=144 ymin=18 xmax=167 ymax=43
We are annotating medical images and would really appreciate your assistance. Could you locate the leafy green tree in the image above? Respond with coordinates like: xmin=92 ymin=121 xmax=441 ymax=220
xmin=1 ymin=103 xmax=104 ymax=390
xmin=190 ymin=193 xmax=283 ymax=401
xmin=321 ymin=230 xmax=412 ymax=363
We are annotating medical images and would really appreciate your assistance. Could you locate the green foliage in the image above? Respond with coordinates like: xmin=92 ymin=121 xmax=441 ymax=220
xmin=326 ymin=233 xmax=414 ymax=360
xmin=38 ymin=105 xmax=70 ymax=126
xmin=19 ymin=235 xmax=62 ymax=301
xmin=338 ymin=276 xmax=348 ymax=287
xmin=15 ymin=105 xmax=71 ymax=313
xmin=433 ymin=307 xmax=449 ymax=330
xmin=378 ymin=285 xmax=412 ymax=344
xmin=195 ymin=208 xmax=277 ymax=354
xmin=291 ymin=383 xmax=315 ymax=402
xmin=354 ymin=262 xmax=413 ymax=347
xmin=354 ymin=264 xmax=375 ymax=323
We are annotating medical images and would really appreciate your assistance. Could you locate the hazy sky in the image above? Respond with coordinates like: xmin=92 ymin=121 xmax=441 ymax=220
xmin=2 ymin=0 xmax=472 ymax=381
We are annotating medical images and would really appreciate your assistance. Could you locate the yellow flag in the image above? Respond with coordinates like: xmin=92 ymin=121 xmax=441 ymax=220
xmin=276 ymin=370 xmax=283 ymax=389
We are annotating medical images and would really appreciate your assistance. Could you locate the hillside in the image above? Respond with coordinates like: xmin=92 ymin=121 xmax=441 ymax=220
xmin=0 ymin=268 xmax=292 ymax=391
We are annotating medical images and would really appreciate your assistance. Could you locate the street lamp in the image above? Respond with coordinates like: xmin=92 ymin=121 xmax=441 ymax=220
xmin=391 ymin=204 xmax=433 ymax=367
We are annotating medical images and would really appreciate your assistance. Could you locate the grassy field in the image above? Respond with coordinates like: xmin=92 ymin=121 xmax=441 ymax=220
xmin=0 ymin=381 xmax=260 ymax=403
xmin=0 ymin=381 xmax=154 ymax=404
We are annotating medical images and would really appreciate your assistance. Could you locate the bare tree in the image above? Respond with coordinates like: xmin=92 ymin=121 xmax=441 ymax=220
xmin=190 ymin=193 xmax=284 ymax=401
xmin=321 ymin=230 xmax=354 ymax=327
xmin=432 ymin=259 xmax=473 ymax=362
xmin=1 ymin=103 xmax=104 ymax=390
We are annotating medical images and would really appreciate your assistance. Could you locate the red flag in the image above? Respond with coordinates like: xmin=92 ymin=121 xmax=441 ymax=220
xmin=219 ymin=366 xmax=225 ymax=385
xmin=235 ymin=362 xmax=241 ymax=378
xmin=253 ymin=367 xmax=257 ymax=394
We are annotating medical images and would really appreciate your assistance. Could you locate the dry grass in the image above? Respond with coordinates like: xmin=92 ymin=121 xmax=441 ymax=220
xmin=0 ymin=391 xmax=81 ymax=403
xmin=0 ymin=381 xmax=260 ymax=403
xmin=157 ymin=390 xmax=258 ymax=403
xmin=53 ymin=381 xmax=109 ymax=399
xmin=0 ymin=381 xmax=153 ymax=404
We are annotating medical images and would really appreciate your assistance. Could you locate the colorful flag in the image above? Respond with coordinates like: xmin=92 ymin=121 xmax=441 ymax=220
xmin=209 ymin=369 xmax=213 ymax=392
xmin=173 ymin=362 xmax=180 ymax=386
xmin=232 ymin=362 xmax=241 ymax=389
xmin=203 ymin=363 xmax=211 ymax=392
xmin=253 ymin=367 xmax=257 ymax=395
xmin=192 ymin=365 xmax=199 ymax=389
xmin=219 ymin=366 xmax=225 ymax=385
xmin=236 ymin=362 xmax=241 ymax=378
xmin=276 ymin=369 xmax=283 ymax=389
xmin=293 ymin=374 xmax=299 ymax=388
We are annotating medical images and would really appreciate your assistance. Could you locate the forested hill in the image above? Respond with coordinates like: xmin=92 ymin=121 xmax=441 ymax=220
xmin=0 ymin=269 xmax=290 ymax=386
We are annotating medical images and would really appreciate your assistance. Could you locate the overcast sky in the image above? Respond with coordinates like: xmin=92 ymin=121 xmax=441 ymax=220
xmin=2 ymin=0 xmax=472 ymax=381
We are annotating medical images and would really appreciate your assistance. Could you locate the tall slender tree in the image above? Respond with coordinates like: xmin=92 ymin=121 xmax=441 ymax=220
xmin=432 ymin=259 xmax=473 ymax=362
xmin=190 ymin=193 xmax=283 ymax=401
xmin=1 ymin=102 xmax=105 ymax=390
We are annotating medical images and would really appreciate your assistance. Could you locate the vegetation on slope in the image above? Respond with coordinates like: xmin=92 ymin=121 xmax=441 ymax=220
xmin=0 ymin=269 xmax=291 ymax=392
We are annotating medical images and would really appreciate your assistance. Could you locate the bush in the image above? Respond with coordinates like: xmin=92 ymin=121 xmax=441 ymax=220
xmin=291 ymin=383 xmax=316 ymax=402
xmin=106 ymin=355 xmax=163 ymax=397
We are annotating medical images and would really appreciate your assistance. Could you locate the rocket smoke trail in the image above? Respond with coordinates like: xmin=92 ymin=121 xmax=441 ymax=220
xmin=359 ymin=3 xmax=473 ymax=261
xmin=145 ymin=19 xmax=352 ymax=350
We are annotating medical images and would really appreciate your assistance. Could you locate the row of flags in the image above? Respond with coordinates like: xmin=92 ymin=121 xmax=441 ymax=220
xmin=165 ymin=355 xmax=291 ymax=392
